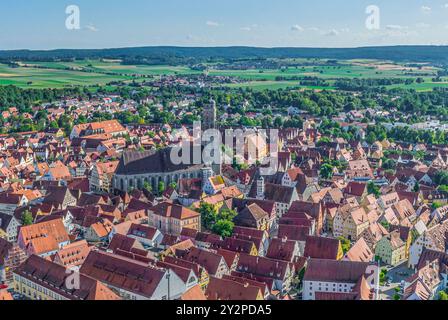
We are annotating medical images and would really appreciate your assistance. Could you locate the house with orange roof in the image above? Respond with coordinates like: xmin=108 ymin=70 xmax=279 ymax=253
xmin=206 ymin=276 xmax=264 ymax=300
xmin=333 ymin=205 xmax=370 ymax=241
xmin=148 ymin=201 xmax=201 ymax=236
xmin=52 ymin=240 xmax=91 ymax=270
xmin=70 ymin=120 xmax=127 ymax=140
xmin=162 ymin=239 xmax=195 ymax=257
xmin=0 ymin=288 xmax=13 ymax=300
xmin=203 ymin=174 xmax=226 ymax=195
xmin=343 ymin=238 xmax=374 ymax=262
xmin=12 ymin=189 xmax=43 ymax=204
xmin=18 ymin=218 xmax=70 ymax=258
xmin=180 ymin=284 xmax=207 ymax=300
xmin=89 ymin=160 xmax=119 ymax=193
xmin=42 ymin=161 xmax=72 ymax=182
xmin=85 ymin=219 xmax=114 ymax=243
xmin=220 ymin=185 xmax=244 ymax=199
xmin=175 ymin=247 xmax=229 ymax=279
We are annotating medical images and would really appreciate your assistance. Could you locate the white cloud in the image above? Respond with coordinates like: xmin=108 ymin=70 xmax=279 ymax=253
xmin=421 ymin=6 xmax=431 ymax=13
xmin=291 ymin=25 xmax=304 ymax=32
xmin=85 ymin=24 xmax=99 ymax=32
xmin=206 ymin=21 xmax=220 ymax=27
xmin=386 ymin=25 xmax=407 ymax=30
xmin=382 ymin=24 xmax=417 ymax=38
xmin=324 ymin=29 xmax=340 ymax=36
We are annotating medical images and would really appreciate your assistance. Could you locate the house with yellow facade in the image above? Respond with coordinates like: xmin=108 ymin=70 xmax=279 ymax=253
xmin=334 ymin=206 xmax=370 ymax=241
xmin=375 ymin=230 xmax=407 ymax=266
xmin=390 ymin=225 xmax=412 ymax=259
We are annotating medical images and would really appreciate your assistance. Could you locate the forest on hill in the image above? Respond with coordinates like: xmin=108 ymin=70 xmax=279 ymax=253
xmin=1 ymin=46 xmax=448 ymax=65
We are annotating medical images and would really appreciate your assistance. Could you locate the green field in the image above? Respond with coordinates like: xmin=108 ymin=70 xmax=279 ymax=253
xmin=0 ymin=63 xmax=134 ymax=88
xmin=0 ymin=58 xmax=447 ymax=91
xmin=222 ymin=80 xmax=335 ymax=91
xmin=23 ymin=60 xmax=200 ymax=76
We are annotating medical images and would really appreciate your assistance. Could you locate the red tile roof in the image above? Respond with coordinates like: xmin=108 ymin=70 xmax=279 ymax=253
xmin=206 ymin=276 xmax=262 ymax=300
xmin=15 ymin=255 xmax=120 ymax=300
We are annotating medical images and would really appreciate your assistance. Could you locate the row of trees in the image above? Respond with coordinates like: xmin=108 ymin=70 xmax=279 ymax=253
xmin=365 ymin=124 xmax=448 ymax=146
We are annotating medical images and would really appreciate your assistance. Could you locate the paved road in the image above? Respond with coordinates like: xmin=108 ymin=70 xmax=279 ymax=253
xmin=378 ymin=262 xmax=413 ymax=300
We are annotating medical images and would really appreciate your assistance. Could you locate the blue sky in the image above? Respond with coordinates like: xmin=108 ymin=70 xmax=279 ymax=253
xmin=1 ymin=0 xmax=448 ymax=49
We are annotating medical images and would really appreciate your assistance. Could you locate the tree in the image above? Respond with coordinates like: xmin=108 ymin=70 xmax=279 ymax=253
xmin=21 ymin=210 xmax=33 ymax=226
xmin=143 ymin=181 xmax=152 ymax=193
xmin=273 ymin=117 xmax=284 ymax=128
xmin=439 ymin=291 xmax=448 ymax=300
xmin=380 ymin=220 xmax=390 ymax=230
xmin=432 ymin=201 xmax=444 ymax=210
xmin=169 ymin=182 xmax=177 ymax=190
xmin=317 ymin=137 xmax=331 ymax=146
xmin=219 ymin=208 xmax=237 ymax=221
xmin=367 ymin=182 xmax=381 ymax=197
xmin=382 ymin=159 xmax=396 ymax=170
xmin=49 ymin=120 xmax=59 ymax=129
xmin=158 ymin=181 xmax=166 ymax=195
xmin=199 ymin=203 xmax=218 ymax=230
xmin=413 ymin=181 xmax=420 ymax=192
xmin=319 ymin=163 xmax=334 ymax=180
xmin=435 ymin=171 xmax=448 ymax=186
xmin=338 ymin=237 xmax=351 ymax=254
xmin=212 ymin=219 xmax=234 ymax=237
xmin=366 ymin=132 xmax=377 ymax=145
xmin=379 ymin=268 xmax=388 ymax=285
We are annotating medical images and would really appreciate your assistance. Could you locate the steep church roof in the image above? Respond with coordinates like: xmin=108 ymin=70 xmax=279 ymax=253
xmin=116 ymin=146 xmax=205 ymax=175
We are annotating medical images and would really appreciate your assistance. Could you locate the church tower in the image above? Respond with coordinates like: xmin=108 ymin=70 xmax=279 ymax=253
xmin=202 ymin=99 xmax=221 ymax=175
xmin=203 ymin=99 xmax=217 ymax=131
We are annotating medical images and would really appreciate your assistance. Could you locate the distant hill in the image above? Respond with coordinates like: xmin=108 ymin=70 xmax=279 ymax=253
xmin=1 ymin=46 xmax=448 ymax=64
